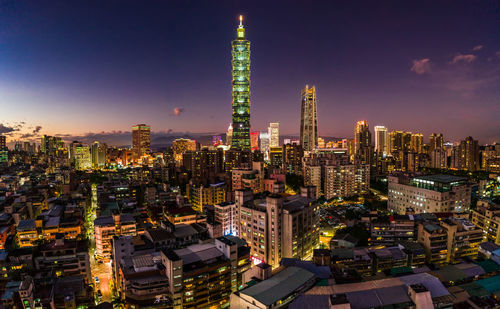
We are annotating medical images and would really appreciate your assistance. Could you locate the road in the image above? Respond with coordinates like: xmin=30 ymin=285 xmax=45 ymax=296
xmin=87 ymin=183 xmax=113 ymax=304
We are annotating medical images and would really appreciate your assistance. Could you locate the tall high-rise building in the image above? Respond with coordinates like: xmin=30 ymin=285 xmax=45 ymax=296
xmin=250 ymin=131 xmax=259 ymax=151
xmin=374 ymin=126 xmax=388 ymax=156
xmin=259 ymin=132 xmax=270 ymax=160
xmin=458 ymin=136 xmax=480 ymax=171
xmin=354 ymin=121 xmax=372 ymax=165
xmin=91 ymin=141 xmax=107 ymax=169
xmin=268 ymin=122 xmax=279 ymax=147
xmin=0 ymin=135 xmax=6 ymax=149
xmin=429 ymin=133 xmax=444 ymax=153
xmin=74 ymin=145 xmax=91 ymax=171
xmin=0 ymin=135 xmax=6 ymax=163
xmin=411 ymin=133 xmax=424 ymax=154
xmin=231 ymin=16 xmax=251 ymax=151
xmin=131 ymin=124 xmax=150 ymax=160
xmin=226 ymin=123 xmax=233 ymax=146
xmin=389 ymin=131 xmax=412 ymax=154
xmin=300 ymin=85 xmax=318 ymax=152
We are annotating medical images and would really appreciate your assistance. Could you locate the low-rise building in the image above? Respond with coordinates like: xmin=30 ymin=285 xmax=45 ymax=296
xmin=370 ymin=215 xmax=415 ymax=246
xmin=34 ymin=236 xmax=91 ymax=283
xmin=16 ymin=219 xmax=38 ymax=248
xmin=230 ymin=266 xmax=316 ymax=309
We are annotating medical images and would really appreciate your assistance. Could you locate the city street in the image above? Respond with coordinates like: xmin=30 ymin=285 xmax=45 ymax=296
xmin=87 ymin=184 xmax=113 ymax=304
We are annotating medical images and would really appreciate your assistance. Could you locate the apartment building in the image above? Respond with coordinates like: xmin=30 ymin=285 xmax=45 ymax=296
xmin=370 ymin=215 xmax=415 ymax=246
xmin=471 ymin=199 xmax=500 ymax=245
xmin=186 ymin=182 xmax=227 ymax=212
xmin=235 ymin=189 xmax=319 ymax=268
xmin=34 ymin=236 xmax=91 ymax=283
xmin=323 ymin=164 xmax=370 ymax=199
xmin=232 ymin=162 xmax=264 ymax=193
xmin=161 ymin=236 xmax=251 ymax=308
xmin=94 ymin=213 xmax=137 ymax=260
xmin=440 ymin=217 xmax=482 ymax=263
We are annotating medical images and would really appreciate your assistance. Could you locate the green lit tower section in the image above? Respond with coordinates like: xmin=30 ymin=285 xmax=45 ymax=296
xmin=231 ymin=15 xmax=251 ymax=151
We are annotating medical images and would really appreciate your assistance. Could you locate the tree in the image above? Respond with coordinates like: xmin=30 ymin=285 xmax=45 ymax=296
xmin=286 ymin=173 xmax=304 ymax=194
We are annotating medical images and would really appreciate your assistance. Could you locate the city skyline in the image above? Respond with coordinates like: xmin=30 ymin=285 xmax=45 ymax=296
xmin=1 ymin=1 xmax=500 ymax=145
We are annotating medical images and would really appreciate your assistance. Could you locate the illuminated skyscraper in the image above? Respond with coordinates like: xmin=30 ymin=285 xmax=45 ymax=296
xmin=226 ymin=123 xmax=233 ymax=146
xmin=411 ymin=133 xmax=424 ymax=153
xmin=268 ymin=122 xmax=279 ymax=147
xmin=231 ymin=15 xmax=251 ymax=151
xmin=260 ymin=132 xmax=270 ymax=160
xmin=389 ymin=131 xmax=412 ymax=154
xmin=250 ymin=131 xmax=259 ymax=151
xmin=0 ymin=135 xmax=6 ymax=163
xmin=429 ymin=133 xmax=444 ymax=153
xmin=91 ymin=141 xmax=107 ymax=169
xmin=131 ymin=124 xmax=150 ymax=160
xmin=354 ymin=121 xmax=372 ymax=165
xmin=374 ymin=126 xmax=388 ymax=156
xmin=300 ymin=85 xmax=318 ymax=152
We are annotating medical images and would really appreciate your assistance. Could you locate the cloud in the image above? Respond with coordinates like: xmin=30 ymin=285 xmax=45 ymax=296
xmin=496 ymin=51 xmax=500 ymax=58
xmin=32 ymin=126 xmax=42 ymax=134
xmin=410 ymin=58 xmax=431 ymax=74
xmin=451 ymin=54 xmax=477 ymax=64
xmin=173 ymin=107 xmax=185 ymax=116
xmin=472 ymin=45 xmax=483 ymax=51
xmin=0 ymin=124 xmax=18 ymax=134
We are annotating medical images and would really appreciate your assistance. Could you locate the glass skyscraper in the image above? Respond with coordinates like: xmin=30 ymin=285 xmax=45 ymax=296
xmin=300 ymin=85 xmax=318 ymax=152
xmin=231 ymin=16 xmax=251 ymax=151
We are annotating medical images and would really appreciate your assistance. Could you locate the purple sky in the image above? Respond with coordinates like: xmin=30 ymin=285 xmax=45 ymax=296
xmin=0 ymin=0 xmax=499 ymax=145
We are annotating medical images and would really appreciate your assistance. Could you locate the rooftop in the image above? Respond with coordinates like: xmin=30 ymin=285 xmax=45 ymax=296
xmin=17 ymin=219 xmax=36 ymax=231
xmin=414 ymin=174 xmax=468 ymax=184
xmin=174 ymin=243 xmax=224 ymax=266
xmin=239 ymin=266 xmax=315 ymax=306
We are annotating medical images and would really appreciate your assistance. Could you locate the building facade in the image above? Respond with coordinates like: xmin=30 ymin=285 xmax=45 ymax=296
xmin=388 ymin=174 xmax=473 ymax=214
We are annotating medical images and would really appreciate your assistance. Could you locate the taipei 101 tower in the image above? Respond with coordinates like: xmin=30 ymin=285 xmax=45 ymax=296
xmin=231 ymin=15 xmax=251 ymax=151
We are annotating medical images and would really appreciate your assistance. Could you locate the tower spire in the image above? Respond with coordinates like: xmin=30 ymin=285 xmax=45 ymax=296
xmin=239 ymin=15 xmax=243 ymax=27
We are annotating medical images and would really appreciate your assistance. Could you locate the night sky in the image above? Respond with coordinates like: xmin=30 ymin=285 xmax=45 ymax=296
xmin=1 ymin=0 xmax=499 ymax=145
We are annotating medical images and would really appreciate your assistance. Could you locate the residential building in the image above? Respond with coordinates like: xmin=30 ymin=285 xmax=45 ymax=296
xmin=232 ymin=161 xmax=264 ymax=193
xmin=161 ymin=236 xmax=251 ymax=308
xmin=458 ymin=136 xmax=480 ymax=171
xmin=186 ymin=182 xmax=227 ymax=212
xmin=429 ymin=133 xmax=444 ymax=153
xmin=370 ymin=215 xmax=415 ymax=246
xmin=235 ymin=190 xmax=319 ymax=268
xmin=94 ymin=214 xmax=137 ymax=260
xmin=282 ymin=143 xmax=303 ymax=175
xmin=17 ymin=220 xmax=38 ymax=248
xmin=354 ymin=120 xmax=372 ymax=165
xmin=374 ymin=125 xmax=388 ymax=156
xmin=34 ymin=236 xmax=91 ymax=283
xmin=471 ymin=199 xmax=500 ymax=245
